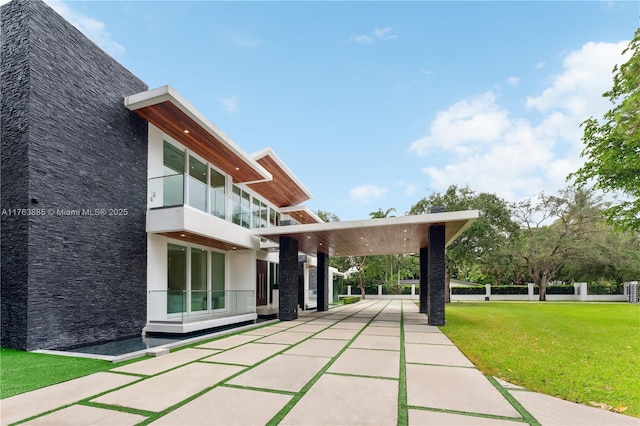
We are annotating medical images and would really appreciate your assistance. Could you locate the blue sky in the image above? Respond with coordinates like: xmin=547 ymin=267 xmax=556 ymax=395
xmin=29 ymin=1 xmax=640 ymax=220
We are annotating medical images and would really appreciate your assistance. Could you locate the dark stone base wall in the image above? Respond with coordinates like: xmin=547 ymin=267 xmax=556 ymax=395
xmin=427 ymin=226 xmax=446 ymax=326
xmin=1 ymin=0 xmax=149 ymax=350
xmin=0 ymin=0 xmax=31 ymax=350
xmin=317 ymin=253 xmax=329 ymax=312
xmin=279 ymin=237 xmax=299 ymax=321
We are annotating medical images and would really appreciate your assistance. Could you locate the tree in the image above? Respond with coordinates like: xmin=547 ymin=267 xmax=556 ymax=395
xmin=570 ymin=28 xmax=640 ymax=231
xmin=369 ymin=207 xmax=396 ymax=219
xmin=315 ymin=210 xmax=340 ymax=223
xmin=409 ymin=185 xmax=516 ymax=301
xmin=511 ymin=188 xmax=603 ymax=300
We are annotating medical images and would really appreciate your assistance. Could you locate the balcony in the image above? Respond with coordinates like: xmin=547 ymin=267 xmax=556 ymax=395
xmin=146 ymin=290 xmax=256 ymax=334
xmin=149 ymin=174 xmax=273 ymax=229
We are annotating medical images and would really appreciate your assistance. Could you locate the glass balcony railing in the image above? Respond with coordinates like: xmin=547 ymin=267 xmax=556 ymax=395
xmin=149 ymin=174 xmax=273 ymax=229
xmin=148 ymin=289 xmax=255 ymax=322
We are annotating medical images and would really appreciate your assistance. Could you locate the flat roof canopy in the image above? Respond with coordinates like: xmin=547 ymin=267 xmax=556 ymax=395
xmin=253 ymin=210 xmax=479 ymax=257
xmin=248 ymin=148 xmax=313 ymax=207
xmin=125 ymin=85 xmax=272 ymax=184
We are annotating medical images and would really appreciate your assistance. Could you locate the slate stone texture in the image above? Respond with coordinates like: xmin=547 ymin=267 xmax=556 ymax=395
xmin=1 ymin=0 xmax=149 ymax=350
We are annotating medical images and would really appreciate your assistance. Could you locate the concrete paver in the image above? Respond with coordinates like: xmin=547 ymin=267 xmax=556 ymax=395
xmin=113 ymin=348 xmax=218 ymax=376
xmin=285 ymin=338 xmax=347 ymax=358
xmin=405 ymin=343 xmax=474 ymax=367
xmin=22 ymin=404 xmax=146 ymax=426
xmin=362 ymin=325 xmax=401 ymax=336
xmin=257 ymin=331 xmax=313 ymax=345
xmin=350 ymin=334 xmax=399 ymax=351
xmin=92 ymin=362 xmax=243 ymax=412
xmin=509 ymin=389 xmax=640 ymax=425
xmin=313 ymin=327 xmax=360 ymax=340
xmin=329 ymin=348 xmax=400 ymax=379
xmin=0 ymin=372 xmax=139 ymax=426
xmin=404 ymin=331 xmax=454 ymax=345
xmin=406 ymin=364 xmax=521 ymax=418
xmin=149 ymin=386 xmax=291 ymax=425
xmin=228 ymin=354 xmax=329 ymax=392
xmin=197 ymin=334 xmax=260 ymax=349
xmin=281 ymin=373 xmax=398 ymax=425
xmin=202 ymin=342 xmax=288 ymax=366
xmin=5 ymin=299 xmax=638 ymax=426
xmin=408 ymin=409 xmax=524 ymax=426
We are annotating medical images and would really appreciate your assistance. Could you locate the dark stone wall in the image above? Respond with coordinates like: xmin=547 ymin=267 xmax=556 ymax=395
xmin=1 ymin=0 xmax=149 ymax=350
xmin=279 ymin=237 xmax=299 ymax=321
xmin=1 ymin=0 xmax=31 ymax=350
xmin=316 ymin=253 xmax=328 ymax=312
xmin=427 ymin=226 xmax=446 ymax=326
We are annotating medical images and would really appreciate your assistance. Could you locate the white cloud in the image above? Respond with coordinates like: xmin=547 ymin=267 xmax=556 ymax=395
xmin=373 ymin=27 xmax=398 ymax=40
xmin=506 ymin=76 xmax=520 ymax=86
xmin=351 ymin=27 xmax=398 ymax=44
xmin=46 ymin=0 xmax=125 ymax=57
xmin=410 ymin=92 xmax=510 ymax=156
xmin=349 ymin=185 xmax=389 ymax=203
xmin=534 ymin=61 xmax=546 ymax=70
xmin=230 ymin=35 xmax=263 ymax=48
xmin=218 ymin=95 xmax=239 ymax=113
xmin=409 ymin=39 xmax=630 ymax=202
xmin=396 ymin=180 xmax=419 ymax=196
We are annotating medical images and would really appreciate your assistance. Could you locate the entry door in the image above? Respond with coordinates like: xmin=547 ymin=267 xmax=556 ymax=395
xmin=256 ymin=260 xmax=268 ymax=306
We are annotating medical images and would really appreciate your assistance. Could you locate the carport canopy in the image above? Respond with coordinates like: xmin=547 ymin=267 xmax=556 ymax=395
xmin=253 ymin=210 xmax=479 ymax=257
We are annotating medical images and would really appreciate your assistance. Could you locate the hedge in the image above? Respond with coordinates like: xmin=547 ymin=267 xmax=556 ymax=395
xmin=339 ymin=296 xmax=361 ymax=304
xmin=451 ymin=287 xmax=485 ymax=295
xmin=533 ymin=285 xmax=574 ymax=295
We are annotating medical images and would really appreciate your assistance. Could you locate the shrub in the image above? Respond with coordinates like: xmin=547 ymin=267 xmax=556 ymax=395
xmin=339 ymin=296 xmax=361 ymax=304
xmin=533 ymin=285 xmax=574 ymax=294
xmin=491 ymin=286 xmax=528 ymax=295
xmin=451 ymin=286 xmax=485 ymax=295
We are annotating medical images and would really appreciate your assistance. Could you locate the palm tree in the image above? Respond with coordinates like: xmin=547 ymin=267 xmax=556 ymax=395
xmin=369 ymin=207 xmax=396 ymax=219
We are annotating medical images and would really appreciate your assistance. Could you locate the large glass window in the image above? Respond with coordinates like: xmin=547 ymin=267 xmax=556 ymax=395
xmin=190 ymin=247 xmax=208 ymax=312
xmin=269 ymin=209 xmax=281 ymax=227
xmin=167 ymin=243 xmax=226 ymax=315
xmin=211 ymin=251 xmax=225 ymax=309
xmin=167 ymin=243 xmax=187 ymax=313
xmin=232 ymin=185 xmax=251 ymax=228
xmin=188 ymin=155 xmax=207 ymax=212
xmin=163 ymin=142 xmax=185 ymax=207
xmin=210 ymin=168 xmax=226 ymax=219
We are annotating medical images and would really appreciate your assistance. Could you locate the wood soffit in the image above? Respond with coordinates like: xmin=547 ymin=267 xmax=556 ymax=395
xmin=247 ymin=155 xmax=311 ymax=207
xmin=253 ymin=212 xmax=478 ymax=257
xmin=159 ymin=231 xmax=247 ymax=252
xmin=133 ymin=101 xmax=267 ymax=183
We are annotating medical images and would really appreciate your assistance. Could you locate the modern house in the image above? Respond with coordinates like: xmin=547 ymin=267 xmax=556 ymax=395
xmin=1 ymin=0 xmax=478 ymax=352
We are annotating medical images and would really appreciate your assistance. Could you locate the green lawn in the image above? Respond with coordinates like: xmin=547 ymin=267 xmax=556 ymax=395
xmin=0 ymin=348 xmax=114 ymax=398
xmin=440 ymin=302 xmax=640 ymax=418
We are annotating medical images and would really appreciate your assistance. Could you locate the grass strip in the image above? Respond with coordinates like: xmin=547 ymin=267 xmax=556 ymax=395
xmin=486 ymin=376 xmax=540 ymax=425
xmin=220 ymin=383 xmax=297 ymax=395
xmin=407 ymin=405 xmax=529 ymax=424
xmin=397 ymin=300 xmax=408 ymax=426
xmin=79 ymin=401 xmax=157 ymax=418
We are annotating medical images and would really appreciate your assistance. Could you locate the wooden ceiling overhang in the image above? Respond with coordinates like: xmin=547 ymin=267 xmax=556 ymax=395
xmin=247 ymin=148 xmax=313 ymax=208
xmin=158 ymin=231 xmax=247 ymax=252
xmin=253 ymin=210 xmax=479 ymax=257
xmin=279 ymin=205 xmax=324 ymax=225
xmin=124 ymin=86 xmax=272 ymax=184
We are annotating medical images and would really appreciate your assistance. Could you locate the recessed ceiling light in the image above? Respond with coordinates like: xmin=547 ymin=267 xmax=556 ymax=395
xmin=183 ymin=129 xmax=190 ymax=134
xmin=235 ymin=167 xmax=240 ymax=171
xmin=180 ymin=233 xmax=186 ymax=237
xmin=307 ymin=236 xmax=311 ymax=239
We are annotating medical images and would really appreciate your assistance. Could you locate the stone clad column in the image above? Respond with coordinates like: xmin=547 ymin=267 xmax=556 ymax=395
xmin=279 ymin=237 xmax=299 ymax=321
xmin=427 ymin=225 xmax=446 ymax=325
xmin=317 ymin=252 xmax=329 ymax=312
xmin=419 ymin=247 xmax=428 ymax=314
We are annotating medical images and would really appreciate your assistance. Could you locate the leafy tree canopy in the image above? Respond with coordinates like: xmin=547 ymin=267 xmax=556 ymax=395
xmin=570 ymin=28 xmax=640 ymax=231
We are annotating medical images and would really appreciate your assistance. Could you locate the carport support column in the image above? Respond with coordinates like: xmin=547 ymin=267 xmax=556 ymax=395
xmin=279 ymin=237 xmax=299 ymax=321
xmin=419 ymin=247 xmax=428 ymax=314
xmin=317 ymin=252 xmax=329 ymax=312
xmin=427 ymin=225 xmax=446 ymax=326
